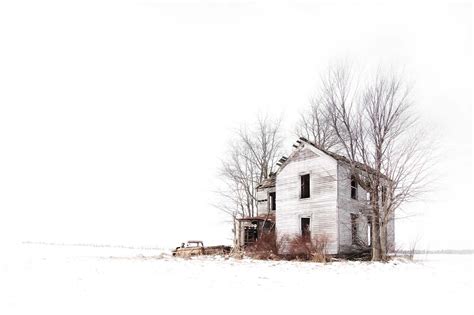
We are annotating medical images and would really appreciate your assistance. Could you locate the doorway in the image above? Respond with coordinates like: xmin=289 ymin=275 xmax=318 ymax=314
xmin=301 ymin=217 xmax=311 ymax=239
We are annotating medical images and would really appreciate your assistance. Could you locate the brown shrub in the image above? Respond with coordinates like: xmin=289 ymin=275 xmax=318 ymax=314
xmin=311 ymin=235 xmax=329 ymax=263
xmin=287 ymin=235 xmax=313 ymax=260
xmin=286 ymin=234 xmax=329 ymax=262
xmin=244 ymin=232 xmax=330 ymax=262
xmin=246 ymin=231 xmax=281 ymax=260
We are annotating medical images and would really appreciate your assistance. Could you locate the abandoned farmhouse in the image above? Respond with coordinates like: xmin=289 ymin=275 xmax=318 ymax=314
xmin=236 ymin=138 xmax=395 ymax=255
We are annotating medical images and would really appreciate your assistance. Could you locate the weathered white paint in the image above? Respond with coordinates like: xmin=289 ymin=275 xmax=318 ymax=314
xmin=276 ymin=144 xmax=339 ymax=254
xmin=336 ymin=162 xmax=370 ymax=253
xmin=385 ymin=210 xmax=396 ymax=252
xmin=257 ymin=187 xmax=275 ymax=217
xmin=244 ymin=140 xmax=396 ymax=255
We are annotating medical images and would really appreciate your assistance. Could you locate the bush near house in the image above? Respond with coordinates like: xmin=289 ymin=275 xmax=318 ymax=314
xmin=286 ymin=234 xmax=329 ymax=262
xmin=245 ymin=231 xmax=281 ymax=260
xmin=245 ymin=232 xmax=329 ymax=263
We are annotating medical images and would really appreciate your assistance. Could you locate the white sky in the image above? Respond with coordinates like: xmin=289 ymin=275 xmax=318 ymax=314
xmin=0 ymin=0 xmax=472 ymax=250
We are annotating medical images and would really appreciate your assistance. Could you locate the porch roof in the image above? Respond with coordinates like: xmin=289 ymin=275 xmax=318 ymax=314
xmin=236 ymin=215 xmax=275 ymax=222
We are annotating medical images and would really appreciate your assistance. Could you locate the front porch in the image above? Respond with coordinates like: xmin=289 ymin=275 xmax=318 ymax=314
xmin=235 ymin=215 xmax=275 ymax=249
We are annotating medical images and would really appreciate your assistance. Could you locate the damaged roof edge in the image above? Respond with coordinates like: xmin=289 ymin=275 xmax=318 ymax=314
xmin=256 ymin=137 xmax=389 ymax=189
xmin=300 ymin=137 xmax=390 ymax=180
xmin=236 ymin=215 xmax=275 ymax=221
xmin=256 ymin=176 xmax=276 ymax=189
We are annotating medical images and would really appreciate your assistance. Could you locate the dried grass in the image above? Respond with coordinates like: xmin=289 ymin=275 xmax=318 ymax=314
xmin=286 ymin=234 xmax=329 ymax=262
xmin=246 ymin=231 xmax=281 ymax=260
xmin=245 ymin=233 xmax=330 ymax=262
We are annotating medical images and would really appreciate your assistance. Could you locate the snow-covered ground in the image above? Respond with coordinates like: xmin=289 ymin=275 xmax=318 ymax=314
xmin=1 ymin=243 xmax=472 ymax=315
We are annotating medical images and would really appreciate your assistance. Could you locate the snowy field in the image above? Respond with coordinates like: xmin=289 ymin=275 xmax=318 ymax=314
xmin=1 ymin=243 xmax=472 ymax=315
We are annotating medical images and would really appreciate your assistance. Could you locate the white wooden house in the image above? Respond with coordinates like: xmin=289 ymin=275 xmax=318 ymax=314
xmin=236 ymin=138 xmax=395 ymax=255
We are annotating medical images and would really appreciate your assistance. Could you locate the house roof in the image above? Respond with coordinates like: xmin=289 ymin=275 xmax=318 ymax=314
xmin=301 ymin=138 xmax=385 ymax=178
xmin=256 ymin=137 xmax=387 ymax=189
xmin=256 ymin=176 xmax=276 ymax=189
xmin=236 ymin=214 xmax=275 ymax=222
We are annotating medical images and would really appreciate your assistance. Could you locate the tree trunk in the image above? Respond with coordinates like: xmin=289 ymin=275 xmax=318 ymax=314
xmin=371 ymin=192 xmax=382 ymax=261
xmin=233 ymin=216 xmax=239 ymax=248
xmin=371 ymin=213 xmax=382 ymax=261
xmin=380 ymin=221 xmax=387 ymax=261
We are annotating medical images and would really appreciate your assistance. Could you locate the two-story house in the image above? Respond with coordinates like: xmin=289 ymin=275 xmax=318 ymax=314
xmin=235 ymin=137 xmax=395 ymax=255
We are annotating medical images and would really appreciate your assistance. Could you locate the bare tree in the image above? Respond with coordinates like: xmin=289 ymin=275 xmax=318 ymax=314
xmin=216 ymin=115 xmax=284 ymax=243
xmin=295 ymin=98 xmax=338 ymax=150
xmin=316 ymin=64 xmax=434 ymax=261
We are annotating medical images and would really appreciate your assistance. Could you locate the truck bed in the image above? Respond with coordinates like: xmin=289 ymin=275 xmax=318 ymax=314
xmin=172 ymin=245 xmax=232 ymax=257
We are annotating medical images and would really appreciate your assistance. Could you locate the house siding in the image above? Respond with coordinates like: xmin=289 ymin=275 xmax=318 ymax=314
xmin=237 ymin=139 xmax=396 ymax=256
xmin=337 ymin=162 xmax=369 ymax=253
xmin=276 ymin=145 xmax=339 ymax=254
xmin=385 ymin=211 xmax=396 ymax=252
xmin=257 ymin=186 xmax=275 ymax=217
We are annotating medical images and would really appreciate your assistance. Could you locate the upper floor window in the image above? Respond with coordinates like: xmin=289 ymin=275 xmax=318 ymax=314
xmin=351 ymin=176 xmax=358 ymax=200
xmin=269 ymin=192 xmax=276 ymax=211
xmin=300 ymin=174 xmax=310 ymax=199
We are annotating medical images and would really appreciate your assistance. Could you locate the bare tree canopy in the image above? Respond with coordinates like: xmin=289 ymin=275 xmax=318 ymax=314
xmin=218 ymin=64 xmax=433 ymax=261
xmin=295 ymin=98 xmax=338 ymax=151
xmin=217 ymin=115 xmax=284 ymax=220
xmin=305 ymin=64 xmax=435 ymax=261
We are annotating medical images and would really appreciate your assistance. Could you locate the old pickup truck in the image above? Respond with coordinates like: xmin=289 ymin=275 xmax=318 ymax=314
xmin=172 ymin=240 xmax=232 ymax=257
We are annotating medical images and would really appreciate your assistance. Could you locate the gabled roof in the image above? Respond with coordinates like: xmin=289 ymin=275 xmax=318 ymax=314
xmin=300 ymin=138 xmax=384 ymax=178
xmin=257 ymin=137 xmax=386 ymax=189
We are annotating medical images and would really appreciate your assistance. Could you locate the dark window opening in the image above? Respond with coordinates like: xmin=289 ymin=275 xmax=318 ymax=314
xmin=367 ymin=216 xmax=372 ymax=247
xmin=351 ymin=176 xmax=358 ymax=200
xmin=269 ymin=192 xmax=276 ymax=211
xmin=301 ymin=217 xmax=311 ymax=239
xmin=244 ymin=226 xmax=258 ymax=246
xmin=301 ymin=174 xmax=310 ymax=199
xmin=351 ymin=213 xmax=359 ymax=245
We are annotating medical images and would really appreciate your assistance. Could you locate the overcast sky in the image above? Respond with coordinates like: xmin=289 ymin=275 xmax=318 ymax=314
xmin=0 ymin=0 xmax=472 ymax=250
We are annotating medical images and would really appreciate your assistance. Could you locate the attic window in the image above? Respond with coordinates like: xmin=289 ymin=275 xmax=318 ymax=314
xmin=300 ymin=174 xmax=310 ymax=199
xmin=351 ymin=176 xmax=358 ymax=200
